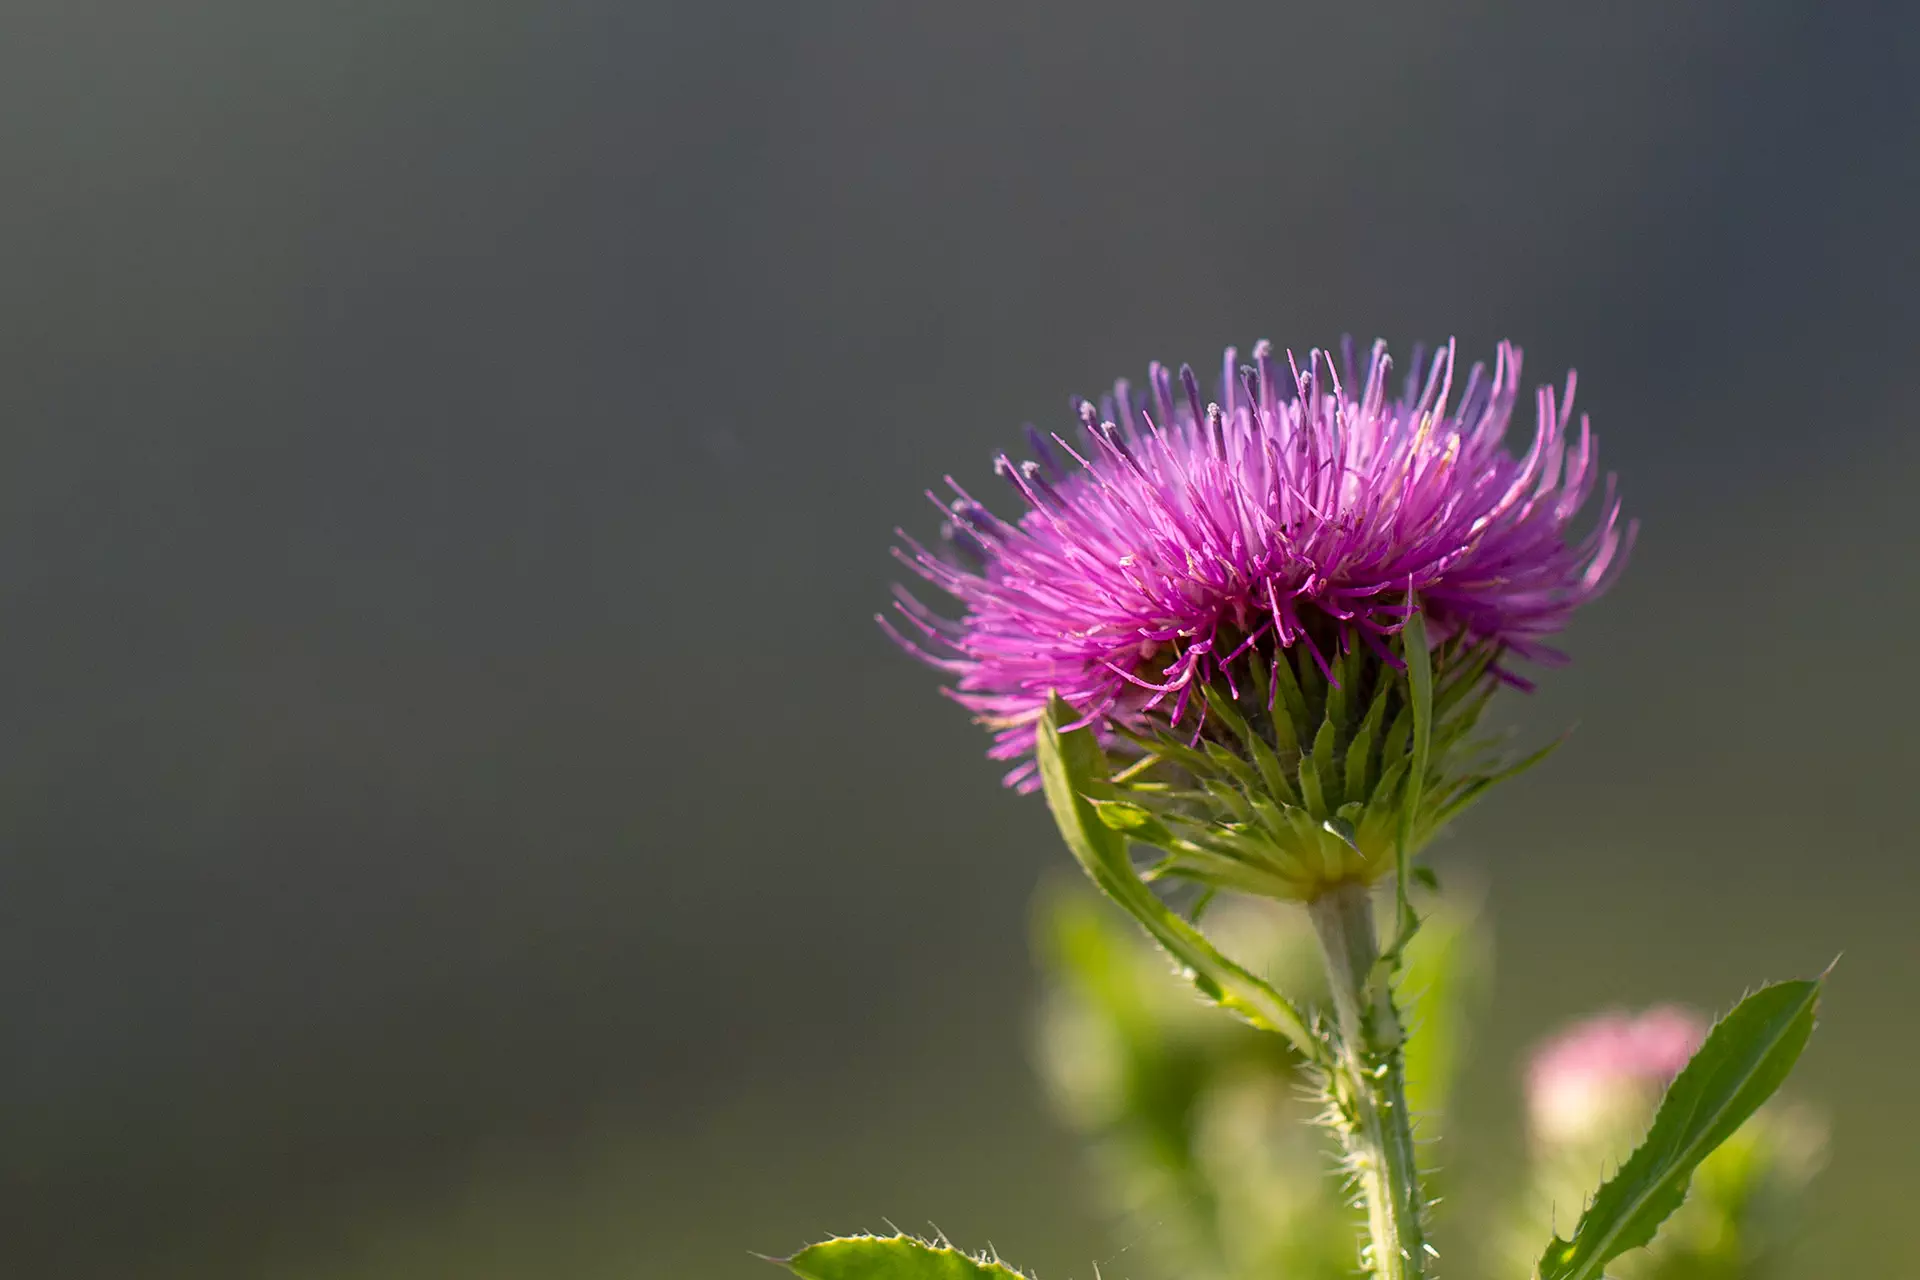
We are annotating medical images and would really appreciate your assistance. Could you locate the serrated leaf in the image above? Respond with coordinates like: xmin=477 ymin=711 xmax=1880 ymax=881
xmin=1036 ymin=695 xmax=1325 ymax=1064
xmin=784 ymin=1234 xmax=1032 ymax=1280
xmin=1535 ymin=977 xmax=1823 ymax=1280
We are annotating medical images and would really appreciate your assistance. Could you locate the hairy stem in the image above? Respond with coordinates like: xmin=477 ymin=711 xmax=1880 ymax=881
xmin=1308 ymin=881 xmax=1429 ymax=1280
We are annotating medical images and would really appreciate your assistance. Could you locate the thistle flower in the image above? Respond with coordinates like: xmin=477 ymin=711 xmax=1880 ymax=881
xmin=884 ymin=338 xmax=1632 ymax=900
xmin=1525 ymin=1005 xmax=1705 ymax=1146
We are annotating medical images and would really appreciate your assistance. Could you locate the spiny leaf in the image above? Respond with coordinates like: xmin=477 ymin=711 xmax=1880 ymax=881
xmin=783 ymin=1233 xmax=1033 ymax=1280
xmin=1036 ymin=694 xmax=1324 ymax=1064
xmin=1535 ymin=977 xmax=1824 ymax=1280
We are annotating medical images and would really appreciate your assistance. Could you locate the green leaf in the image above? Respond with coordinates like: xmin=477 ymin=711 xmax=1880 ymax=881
xmin=1035 ymin=694 xmax=1325 ymax=1065
xmin=1398 ymin=609 xmax=1432 ymax=857
xmin=1535 ymin=977 xmax=1824 ymax=1280
xmin=1392 ymin=608 xmax=1433 ymax=950
xmin=783 ymin=1234 xmax=1032 ymax=1280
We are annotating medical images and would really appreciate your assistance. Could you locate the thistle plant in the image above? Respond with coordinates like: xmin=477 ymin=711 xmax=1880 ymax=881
xmin=778 ymin=338 xmax=1827 ymax=1280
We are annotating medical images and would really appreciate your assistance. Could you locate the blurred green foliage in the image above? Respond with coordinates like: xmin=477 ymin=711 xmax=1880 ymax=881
xmin=1031 ymin=883 xmax=1823 ymax=1280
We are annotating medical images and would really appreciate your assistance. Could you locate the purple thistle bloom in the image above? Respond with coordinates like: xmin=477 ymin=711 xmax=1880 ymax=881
xmin=884 ymin=338 xmax=1633 ymax=790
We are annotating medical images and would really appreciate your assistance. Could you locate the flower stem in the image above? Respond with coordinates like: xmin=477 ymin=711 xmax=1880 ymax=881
xmin=1308 ymin=881 xmax=1429 ymax=1280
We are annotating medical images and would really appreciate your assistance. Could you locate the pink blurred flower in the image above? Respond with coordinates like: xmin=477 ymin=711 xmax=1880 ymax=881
xmin=1526 ymin=1006 xmax=1705 ymax=1145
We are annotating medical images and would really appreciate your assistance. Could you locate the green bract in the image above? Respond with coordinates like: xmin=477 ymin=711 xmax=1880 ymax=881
xmin=1099 ymin=623 xmax=1551 ymax=904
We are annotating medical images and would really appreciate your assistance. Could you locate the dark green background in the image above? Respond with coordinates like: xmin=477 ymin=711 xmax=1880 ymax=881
xmin=1 ymin=2 xmax=1912 ymax=1275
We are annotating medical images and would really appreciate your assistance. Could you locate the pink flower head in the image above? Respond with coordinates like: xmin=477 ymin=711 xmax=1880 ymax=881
xmin=883 ymin=338 xmax=1634 ymax=787
xmin=1526 ymin=1006 xmax=1706 ymax=1144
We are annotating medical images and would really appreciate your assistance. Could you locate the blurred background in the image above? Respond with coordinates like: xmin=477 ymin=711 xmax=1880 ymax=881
xmin=0 ymin=1 xmax=1914 ymax=1276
